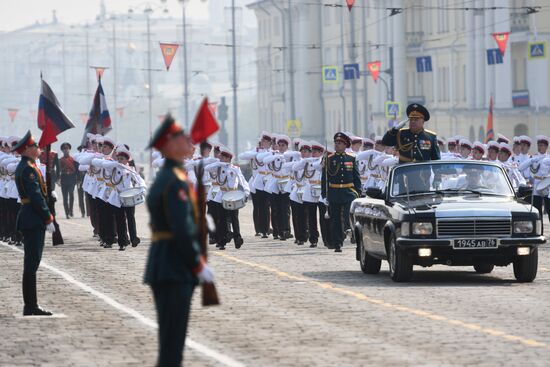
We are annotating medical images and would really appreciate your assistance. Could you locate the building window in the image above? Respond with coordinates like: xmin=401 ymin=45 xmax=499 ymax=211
xmin=273 ymin=16 xmax=280 ymax=37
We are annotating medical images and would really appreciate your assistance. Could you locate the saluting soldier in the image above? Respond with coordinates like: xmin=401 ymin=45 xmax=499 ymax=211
xmin=144 ymin=116 xmax=214 ymax=366
xmin=321 ymin=132 xmax=362 ymax=253
xmin=382 ymin=103 xmax=440 ymax=164
xmin=13 ymin=131 xmax=56 ymax=316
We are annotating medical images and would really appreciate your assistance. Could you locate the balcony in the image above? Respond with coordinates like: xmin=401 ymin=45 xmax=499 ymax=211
xmin=406 ymin=31 xmax=424 ymax=48
xmin=511 ymin=12 xmax=530 ymax=32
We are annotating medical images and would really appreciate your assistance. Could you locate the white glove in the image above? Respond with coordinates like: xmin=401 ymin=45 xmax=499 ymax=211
xmin=392 ymin=119 xmax=408 ymax=131
xmin=46 ymin=223 xmax=55 ymax=234
xmin=51 ymin=191 xmax=57 ymax=200
xmin=197 ymin=264 xmax=215 ymax=284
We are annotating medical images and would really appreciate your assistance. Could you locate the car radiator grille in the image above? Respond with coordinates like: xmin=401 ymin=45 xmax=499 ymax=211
xmin=437 ymin=219 xmax=511 ymax=237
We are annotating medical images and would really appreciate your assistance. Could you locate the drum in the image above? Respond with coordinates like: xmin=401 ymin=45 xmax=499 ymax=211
xmin=297 ymin=187 xmax=305 ymax=201
xmin=222 ymin=190 xmax=246 ymax=210
xmin=310 ymin=184 xmax=322 ymax=198
xmin=277 ymin=179 xmax=289 ymax=193
xmin=119 ymin=188 xmax=145 ymax=207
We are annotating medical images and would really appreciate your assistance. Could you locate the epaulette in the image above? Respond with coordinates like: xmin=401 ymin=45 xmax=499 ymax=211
xmin=328 ymin=153 xmax=335 ymax=158
xmin=345 ymin=152 xmax=356 ymax=157
xmin=424 ymin=129 xmax=436 ymax=136
xmin=399 ymin=127 xmax=410 ymax=132
xmin=172 ymin=167 xmax=188 ymax=182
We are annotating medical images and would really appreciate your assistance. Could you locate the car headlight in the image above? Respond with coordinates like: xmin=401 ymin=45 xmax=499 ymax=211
xmin=513 ymin=221 xmax=534 ymax=234
xmin=412 ymin=222 xmax=433 ymax=235
xmin=401 ymin=222 xmax=410 ymax=236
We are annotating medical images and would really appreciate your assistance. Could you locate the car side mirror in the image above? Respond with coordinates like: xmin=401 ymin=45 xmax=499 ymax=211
xmin=366 ymin=187 xmax=384 ymax=200
xmin=516 ymin=185 xmax=532 ymax=199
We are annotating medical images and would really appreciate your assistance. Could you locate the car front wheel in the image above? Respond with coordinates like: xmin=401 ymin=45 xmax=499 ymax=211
xmin=388 ymin=234 xmax=413 ymax=282
xmin=359 ymin=236 xmax=381 ymax=274
xmin=473 ymin=263 xmax=494 ymax=274
xmin=513 ymin=248 xmax=538 ymax=283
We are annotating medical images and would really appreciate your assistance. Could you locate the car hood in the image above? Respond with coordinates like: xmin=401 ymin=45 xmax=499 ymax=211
xmin=395 ymin=195 xmax=531 ymax=217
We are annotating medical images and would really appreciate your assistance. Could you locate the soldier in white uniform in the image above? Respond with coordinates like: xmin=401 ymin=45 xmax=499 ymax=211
xmin=472 ymin=142 xmax=486 ymax=161
xmin=205 ymin=147 xmax=249 ymax=250
xmin=486 ymin=141 xmax=500 ymax=162
xmin=251 ymin=132 xmax=273 ymax=238
xmin=458 ymin=139 xmax=473 ymax=159
xmin=498 ymin=143 xmax=526 ymax=189
xmin=287 ymin=141 xmax=311 ymax=246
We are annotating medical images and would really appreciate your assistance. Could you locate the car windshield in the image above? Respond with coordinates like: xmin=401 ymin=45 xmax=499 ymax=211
xmin=390 ymin=162 xmax=514 ymax=198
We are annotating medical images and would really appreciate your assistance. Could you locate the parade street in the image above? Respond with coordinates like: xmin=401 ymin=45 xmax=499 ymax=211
xmin=1 ymin=203 xmax=550 ymax=367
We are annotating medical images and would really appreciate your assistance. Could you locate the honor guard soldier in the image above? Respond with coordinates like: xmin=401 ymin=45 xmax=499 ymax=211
xmin=13 ymin=131 xmax=56 ymax=316
xmin=382 ymin=103 xmax=441 ymax=164
xmin=144 ymin=116 xmax=214 ymax=367
xmin=321 ymin=132 xmax=362 ymax=252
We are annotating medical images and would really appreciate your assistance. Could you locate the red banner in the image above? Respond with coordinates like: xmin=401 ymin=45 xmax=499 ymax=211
xmin=7 ymin=108 xmax=18 ymax=122
xmin=492 ymin=32 xmax=510 ymax=56
xmin=346 ymin=0 xmax=355 ymax=11
xmin=367 ymin=61 xmax=381 ymax=83
xmin=159 ymin=43 xmax=179 ymax=71
xmin=116 ymin=107 xmax=124 ymax=118
xmin=80 ymin=113 xmax=88 ymax=124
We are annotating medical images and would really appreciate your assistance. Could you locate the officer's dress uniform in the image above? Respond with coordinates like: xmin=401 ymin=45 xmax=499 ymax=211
xmin=321 ymin=138 xmax=361 ymax=252
xmin=14 ymin=132 xmax=54 ymax=316
xmin=59 ymin=151 xmax=78 ymax=218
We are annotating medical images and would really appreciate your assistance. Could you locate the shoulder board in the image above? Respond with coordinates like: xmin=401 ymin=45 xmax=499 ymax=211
xmin=172 ymin=167 xmax=188 ymax=182
xmin=399 ymin=128 xmax=410 ymax=132
xmin=345 ymin=152 xmax=356 ymax=158
xmin=424 ymin=129 xmax=436 ymax=136
xmin=328 ymin=153 xmax=335 ymax=158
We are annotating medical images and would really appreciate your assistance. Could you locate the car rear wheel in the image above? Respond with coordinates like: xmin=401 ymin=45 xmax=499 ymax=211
xmin=513 ymin=248 xmax=538 ymax=283
xmin=359 ymin=236 xmax=381 ymax=274
xmin=473 ymin=263 xmax=494 ymax=274
xmin=388 ymin=234 xmax=413 ymax=282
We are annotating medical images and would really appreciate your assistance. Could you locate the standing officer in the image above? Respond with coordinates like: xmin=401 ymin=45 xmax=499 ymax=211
xmin=13 ymin=131 xmax=56 ymax=316
xmin=382 ymin=103 xmax=440 ymax=164
xmin=321 ymin=132 xmax=361 ymax=252
xmin=144 ymin=116 xmax=214 ymax=366
xmin=59 ymin=142 xmax=77 ymax=219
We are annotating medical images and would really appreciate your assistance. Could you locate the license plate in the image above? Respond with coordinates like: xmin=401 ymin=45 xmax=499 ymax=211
xmin=453 ymin=238 xmax=498 ymax=249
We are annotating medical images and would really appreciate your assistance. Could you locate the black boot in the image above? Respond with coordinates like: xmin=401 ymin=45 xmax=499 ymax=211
xmin=22 ymin=273 xmax=52 ymax=316
xmin=131 ymin=237 xmax=141 ymax=247
xmin=234 ymin=237 xmax=243 ymax=249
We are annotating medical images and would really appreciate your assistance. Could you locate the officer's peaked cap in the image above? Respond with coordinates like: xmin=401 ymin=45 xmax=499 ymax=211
xmin=406 ymin=103 xmax=430 ymax=121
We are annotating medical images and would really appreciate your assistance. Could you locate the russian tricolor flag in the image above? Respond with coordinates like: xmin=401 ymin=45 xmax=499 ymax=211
xmin=85 ymin=80 xmax=112 ymax=136
xmin=38 ymin=78 xmax=75 ymax=148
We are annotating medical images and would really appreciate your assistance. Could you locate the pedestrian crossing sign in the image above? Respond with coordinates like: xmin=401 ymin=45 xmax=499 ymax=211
xmin=286 ymin=119 xmax=301 ymax=138
xmin=322 ymin=66 xmax=339 ymax=83
xmin=529 ymin=42 xmax=546 ymax=59
xmin=385 ymin=101 xmax=401 ymax=119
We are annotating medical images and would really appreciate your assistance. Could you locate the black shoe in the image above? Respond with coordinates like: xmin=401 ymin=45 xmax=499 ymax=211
xmin=103 ymin=243 xmax=113 ymax=249
xmin=131 ymin=238 xmax=141 ymax=247
xmin=279 ymin=236 xmax=286 ymax=241
xmin=294 ymin=239 xmax=298 ymax=244
xmin=287 ymin=233 xmax=294 ymax=239
xmin=219 ymin=245 xmax=226 ymax=250
xmin=309 ymin=243 xmax=317 ymax=248
xmin=215 ymin=243 xmax=221 ymax=248
xmin=23 ymin=306 xmax=53 ymax=316
xmin=273 ymin=235 xmax=279 ymax=240
xmin=235 ymin=237 xmax=244 ymax=249
xmin=255 ymin=233 xmax=261 ymax=237
xmin=209 ymin=237 xmax=217 ymax=245
xmin=15 ymin=241 xmax=22 ymax=247
xmin=334 ymin=247 xmax=342 ymax=253
xmin=261 ymin=233 xmax=268 ymax=239
xmin=297 ymin=241 xmax=304 ymax=246
xmin=119 ymin=246 xmax=126 ymax=251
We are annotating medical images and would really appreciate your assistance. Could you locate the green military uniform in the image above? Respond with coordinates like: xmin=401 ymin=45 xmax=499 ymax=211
xmin=321 ymin=133 xmax=362 ymax=252
xmin=144 ymin=118 xmax=203 ymax=367
xmin=13 ymin=131 xmax=54 ymax=316
xmin=382 ymin=103 xmax=441 ymax=164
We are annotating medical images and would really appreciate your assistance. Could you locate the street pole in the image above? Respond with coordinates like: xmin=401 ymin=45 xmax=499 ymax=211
xmin=361 ymin=3 xmax=369 ymax=137
xmin=112 ymin=16 xmax=118 ymax=140
xmin=349 ymin=6 xmax=358 ymax=134
xmin=287 ymin=0 xmax=296 ymax=120
xmin=145 ymin=7 xmax=153 ymax=180
xmin=181 ymin=1 xmax=190 ymax=129
xmin=389 ymin=46 xmax=395 ymax=101
xmin=231 ymin=0 xmax=238 ymax=153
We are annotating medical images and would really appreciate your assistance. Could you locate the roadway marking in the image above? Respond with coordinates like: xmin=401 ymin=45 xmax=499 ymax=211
xmin=214 ymin=252 xmax=550 ymax=350
xmin=1 ymin=243 xmax=245 ymax=367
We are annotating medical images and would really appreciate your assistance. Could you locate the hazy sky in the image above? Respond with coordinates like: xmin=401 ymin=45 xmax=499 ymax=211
xmin=0 ymin=0 xmax=209 ymax=32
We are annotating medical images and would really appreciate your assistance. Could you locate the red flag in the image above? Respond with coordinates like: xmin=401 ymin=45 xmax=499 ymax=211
xmin=346 ymin=0 xmax=355 ymax=11
xmin=159 ymin=43 xmax=179 ymax=71
xmin=367 ymin=61 xmax=381 ymax=83
xmin=116 ymin=107 xmax=124 ymax=118
xmin=191 ymin=97 xmax=220 ymax=144
xmin=492 ymin=32 xmax=510 ymax=56
xmin=7 ymin=108 xmax=18 ymax=122
xmin=485 ymin=96 xmax=494 ymax=143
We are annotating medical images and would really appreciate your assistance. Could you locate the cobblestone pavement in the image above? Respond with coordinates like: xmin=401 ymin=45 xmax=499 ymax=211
xmin=1 ymin=203 xmax=550 ymax=366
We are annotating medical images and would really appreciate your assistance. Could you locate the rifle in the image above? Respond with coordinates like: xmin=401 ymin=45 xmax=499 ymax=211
xmin=196 ymin=159 xmax=220 ymax=306
xmin=45 ymin=144 xmax=63 ymax=245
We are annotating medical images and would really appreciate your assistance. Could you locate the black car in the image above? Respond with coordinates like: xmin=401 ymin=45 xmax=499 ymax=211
xmin=351 ymin=161 xmax=546 ymax=282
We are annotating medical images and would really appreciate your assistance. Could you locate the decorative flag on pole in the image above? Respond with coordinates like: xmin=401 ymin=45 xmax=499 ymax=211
xmin=346 ymin=0 xmax=355 ymax=11
xmin=485 ymin=96 xmax=494 ymax=143
xmin=492 ymin=32 xmax=510 ymax=56
xmin=116 ymin=107 xmax=124 ymax=118
xmin=159 ymin=43 xmax=179 ymax=71
xmin=7 ymin=108 xmax=18 ymax=122
xmin=80 ymin=113 xmax=88 ymax=124
xmin=367 ymin=61 xmax=381 ymax=83
xmin=190 ymin=97 xmax=220 ymax=144
xmin=81 ymin=79 xmax=111 ymax=146
xmin=91 ymin=66 xmax=108 ymax=81
xmin=37 ymin=78 xmax=75 ymax=148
